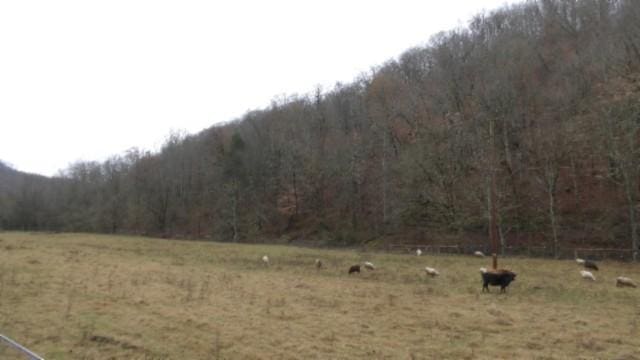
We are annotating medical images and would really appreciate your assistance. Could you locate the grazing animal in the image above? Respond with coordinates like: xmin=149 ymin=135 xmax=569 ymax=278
xmin=416 ymin=249 xmax=422 ymax=256
xmin=424 ymin=267 xmax=439 ymax=277
xmin=262 ymin=255 xmax=270 ymax=266
xmin=481 ymin=269 xmax=516 ymax=293
xmin=315 ymin=258 xmax=323 ymax=269
xmin=584 ymin=260 xmax=599 ymax=271
xmin=474 ymin=251 xmax=485 ymax=258
xmin=575 ymin=258 xmax=586 ymax=265
xmin=479 ymin=267 xmax=488 ymax=274
xmin=348 ymin=264 xmax=361 ymax=274
xmin=616 ymin=276 xmax=637 ymax=288
xmin=363 ymin=261 xmax=376 ymax=270
xmin=580 ymin=270 xmax=596 ymax=281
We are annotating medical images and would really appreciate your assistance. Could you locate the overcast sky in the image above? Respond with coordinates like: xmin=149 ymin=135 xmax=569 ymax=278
xmin=0 ymin=0 xmax=517 ymax=177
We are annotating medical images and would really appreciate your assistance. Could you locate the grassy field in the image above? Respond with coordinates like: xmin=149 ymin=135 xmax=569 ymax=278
xmin=0 ymin=232 xmax=639 ymax=359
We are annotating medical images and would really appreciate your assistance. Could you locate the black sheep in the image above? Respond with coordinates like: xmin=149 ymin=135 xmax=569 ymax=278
xmin=481 ymin=270 xmax=517 ymax=293
xmin=584 ymin=260 xmax=599 ymax=271
xmin=348 ymin=264 xmax=361 ymax=274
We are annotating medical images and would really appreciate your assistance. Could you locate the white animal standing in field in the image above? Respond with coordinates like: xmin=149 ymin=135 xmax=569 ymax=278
xmin=315 ymin=258 xmax=323 ymax=269
xmin=262 ymin=255 xmax=270 ymax=267
xmin=616 ymin=276 xmax=637 ymax=288
xmin=580 ymin=270 xmax=596 ymax=281
xmin=575 ymin=258 xmax=586 ymax=265
xmin=424 ymin=267 xmax=439 ymax=277
xmin=479 ymin=267 xmax=488 ymax=274
xmin=416 ymin=249 xmax=422 ymax=256
xmin=474 ymin=251 xmax=485 ymax=258
xmin=363 ymin=261 xmax=376 ymax=270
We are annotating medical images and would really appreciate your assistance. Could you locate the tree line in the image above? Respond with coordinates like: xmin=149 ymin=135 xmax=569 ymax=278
xmin=1 ymin=0 xmax=640 ymax=258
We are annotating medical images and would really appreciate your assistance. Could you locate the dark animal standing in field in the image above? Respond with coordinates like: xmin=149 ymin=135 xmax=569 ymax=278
xmin=348 ymin=265 xmax=361 ymax=274
xmin=481 ymin=270 xmax=517 ymax=293
xmin=584 ymin=260 xmax=599 ymax=271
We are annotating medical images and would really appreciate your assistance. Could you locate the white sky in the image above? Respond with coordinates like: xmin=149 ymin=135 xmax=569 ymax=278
xmin=0 ymin=0 xmax=517 ymax=177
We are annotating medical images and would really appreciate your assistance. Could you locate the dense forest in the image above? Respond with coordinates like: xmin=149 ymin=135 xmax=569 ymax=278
xmin=2 ymin=0 xmax=640 ymax=259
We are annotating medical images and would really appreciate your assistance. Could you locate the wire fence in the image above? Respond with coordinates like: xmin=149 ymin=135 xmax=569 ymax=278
xmin=0 ymin=334 xmax=44 ymax=360
xmin=385 ymin=243 xmax=637 ymax=262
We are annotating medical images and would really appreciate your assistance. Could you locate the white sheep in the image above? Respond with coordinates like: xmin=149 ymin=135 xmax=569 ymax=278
xmin=363 ymin=261 xmax=376 ymax=270
xmin=575 ymin=258 xmax=585 ymax=265
xmin=262 ymin=255 xmax=270 ymax=266
xmin=616 ymin=276 xmax=637 ymax=288
xmin=424 ymin=266 xmax=439 ymax=277
xmin=474 ymin=251 xmax=485 ymax=258
xmin=416 ymin=249 xmax=422 ymax=256
xmin=315 ymin=258 xmax=323 ymax=269
xmin=580 ymin=270 xmax=596 ymax=281
xmin=479 ymin=267 xmax=488 ymax=274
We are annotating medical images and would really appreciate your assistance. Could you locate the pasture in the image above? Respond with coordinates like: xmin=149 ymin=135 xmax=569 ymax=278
xmin=0 ymin=232 xmax=639 ymax=359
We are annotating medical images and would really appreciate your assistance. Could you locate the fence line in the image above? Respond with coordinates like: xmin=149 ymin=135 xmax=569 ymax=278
xmin=385 ymin=243 xmax=637 ymax=261
xmin=0 ymin=334 xmax=45 ymax=360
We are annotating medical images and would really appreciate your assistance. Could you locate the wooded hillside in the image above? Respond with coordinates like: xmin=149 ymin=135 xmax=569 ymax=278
xmin=2 ymin=0 xmax=640 ymax=257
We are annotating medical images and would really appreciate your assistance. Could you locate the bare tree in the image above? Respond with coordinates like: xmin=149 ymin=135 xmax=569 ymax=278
xmin=601 ymin=98 xmax=640 ymax=261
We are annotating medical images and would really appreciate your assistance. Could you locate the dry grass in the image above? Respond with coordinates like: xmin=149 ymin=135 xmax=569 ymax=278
xmin=0 ymin=232 xmax=639 ymax=359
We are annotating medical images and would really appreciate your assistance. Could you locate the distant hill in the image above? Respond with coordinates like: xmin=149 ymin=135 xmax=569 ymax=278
xmin=0 ymin=159 xmax=56 ymax=230
xmin=2 ymin=0 xmax=640 ymax=258
xmin=0 ymin=160 xmax=20 ymax=193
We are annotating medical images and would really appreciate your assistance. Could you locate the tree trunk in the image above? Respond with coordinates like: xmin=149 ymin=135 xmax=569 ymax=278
xmin=623 ymin=174 xmax=638 ymax=261
xmin=548 ymin=187 xmax=559 ymax=259
xmin=569 ymin=153 xmax=580 ymax=203
xmin=292 ymin=169 xmax=299 ymax=216
xmin=546 ymin=167 xmax=559 ymax=259
xmin=232 ymin=179 xmax=239 ymax=242
xmin=381 ymin=128 xmax=388 ymax=234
